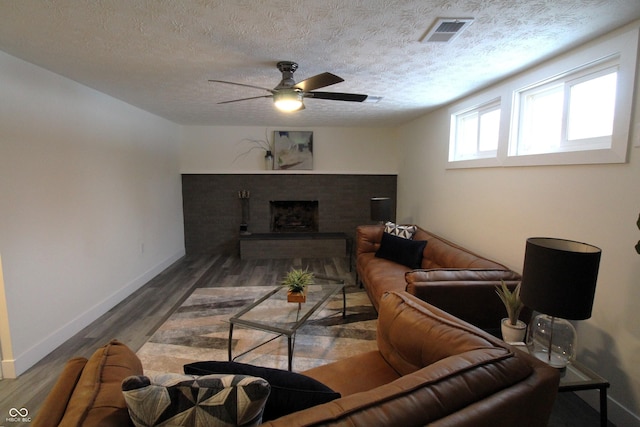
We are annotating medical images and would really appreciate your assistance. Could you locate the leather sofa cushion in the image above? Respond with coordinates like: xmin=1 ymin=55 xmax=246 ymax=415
xmin=358 ymin=254 xmax=410 ymax=310
xmin=377 ymin=291 xmax=500 ymax=376
xmin=412 ymin=228 xmax=510 ymax=270
xmin=32 ymin=357 xmax=88 ymax=427
xmin=58 ymin=339 xmax=143 ymax=427
xmin=302 ymin=350 xmax=401 ymax=397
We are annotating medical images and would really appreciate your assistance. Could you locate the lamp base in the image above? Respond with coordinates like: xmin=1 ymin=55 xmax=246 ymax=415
xmin=526 ymin=314 xmax=577 ymax=368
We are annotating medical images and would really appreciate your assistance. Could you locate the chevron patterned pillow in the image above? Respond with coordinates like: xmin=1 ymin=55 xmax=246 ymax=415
xmin=384 ymin=222 xmax=417 ymax=239
xmin=122 ymin=373 xmax=270 ymax=427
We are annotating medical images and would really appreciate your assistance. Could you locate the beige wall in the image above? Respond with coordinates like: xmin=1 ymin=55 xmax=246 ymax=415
xmin=180 ymin=125 xmax=398 ymax=174
xmin=0 ymin=51 xmax=185 ymax=377
xmin=396 ymin=24 xmax=640 ymax=426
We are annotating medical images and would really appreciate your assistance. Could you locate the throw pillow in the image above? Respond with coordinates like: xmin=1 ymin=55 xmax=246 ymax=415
xmin=122 ymin=373 xmax=270 ymax=427
xmin=184 ymin=361 xmax=341 ymax=422
xmin=376 ymin=232 xmax=427 ymax=269
xmin=384 ymin=222 xmax=417 ymax=239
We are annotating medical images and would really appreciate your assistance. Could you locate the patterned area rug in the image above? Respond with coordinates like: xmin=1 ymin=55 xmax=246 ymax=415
xmin=137 ymin=286 xmax=378 ymax=376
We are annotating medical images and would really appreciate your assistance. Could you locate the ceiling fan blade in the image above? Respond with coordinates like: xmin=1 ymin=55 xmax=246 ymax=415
xmin=209 ymin=79 xmax=274 ymax=93
xmin=305 ymin=91 xmax=369 ymax=102
xmin=217 ymin=95 xmax=272 ymax=105
xmin=293 ymin=72 xmax=344 ymax=92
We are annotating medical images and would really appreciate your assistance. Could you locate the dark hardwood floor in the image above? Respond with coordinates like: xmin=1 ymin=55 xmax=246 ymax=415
xmin=0 ymin=255 xmax=612 ymax=425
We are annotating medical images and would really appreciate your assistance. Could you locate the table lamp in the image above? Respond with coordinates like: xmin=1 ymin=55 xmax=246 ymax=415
xmin=520 ymin=237 xmax=601 ymax=368
xmin=370 ymin=197 xmax=392 ymax=224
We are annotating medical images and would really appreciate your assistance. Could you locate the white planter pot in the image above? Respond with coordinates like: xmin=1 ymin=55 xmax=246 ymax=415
xmin=501 ymin=318 xmax=527 ymax=343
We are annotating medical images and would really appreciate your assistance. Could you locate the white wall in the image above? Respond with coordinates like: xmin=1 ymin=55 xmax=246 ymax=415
xmin=0 ymin=51 xmax=185 ymax=377
xmin=396 ymin=25 xmax=640 ymax=426
xmin=180 ymin=125 xmax=398 ymax=174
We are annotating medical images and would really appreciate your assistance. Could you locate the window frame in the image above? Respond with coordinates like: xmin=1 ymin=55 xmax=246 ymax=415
xmin=445 ymin=26 xmax=638 ymax=169
xmin=510 ymin=58 xmax=620 ymax=160
xmin=449 ymin=98 xmax=501 ymax=163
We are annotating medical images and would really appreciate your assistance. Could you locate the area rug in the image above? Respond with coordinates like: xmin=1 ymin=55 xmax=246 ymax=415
xmin=137 ymin=286 xmax=378 ymax=376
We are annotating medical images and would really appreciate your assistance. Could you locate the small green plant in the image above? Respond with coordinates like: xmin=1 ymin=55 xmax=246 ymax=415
xmin=282 ymin=268 xmax=314 ymax=293
xmin=495 ymin=280 xmax=524 ymax=326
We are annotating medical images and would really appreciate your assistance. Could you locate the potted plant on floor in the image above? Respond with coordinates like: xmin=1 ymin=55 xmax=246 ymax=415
xmin=496 ymin=280 xmax=527 ymax=343
xmin=282 ymin=268 xmax=314 ymax=303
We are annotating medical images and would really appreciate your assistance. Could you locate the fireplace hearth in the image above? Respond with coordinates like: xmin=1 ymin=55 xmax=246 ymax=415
xmin=270 ymin=200 xmax=319 ymax=232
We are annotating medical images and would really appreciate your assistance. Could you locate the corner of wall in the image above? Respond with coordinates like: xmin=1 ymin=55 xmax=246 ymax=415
xmin=0 ymin=254 xmax=13 ymax=379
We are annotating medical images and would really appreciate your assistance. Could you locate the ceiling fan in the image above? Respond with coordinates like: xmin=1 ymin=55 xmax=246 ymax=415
xmin=209 ymin=61 xmax=373 ymax=112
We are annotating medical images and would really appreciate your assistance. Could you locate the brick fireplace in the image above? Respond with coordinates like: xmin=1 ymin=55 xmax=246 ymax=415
xmin=270 ymin=200 xmax=319 ymax=232
xmin=182 ymin=174 xmax=397 ymax=255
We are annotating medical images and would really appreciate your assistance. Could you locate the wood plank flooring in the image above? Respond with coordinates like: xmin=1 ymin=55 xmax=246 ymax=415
xmin=0 ymin=255 xmax=613 ymax=426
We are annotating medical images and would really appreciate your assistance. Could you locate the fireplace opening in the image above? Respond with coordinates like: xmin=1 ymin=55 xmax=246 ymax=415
xmin=270 ymin=200 xmax=319 ymax=232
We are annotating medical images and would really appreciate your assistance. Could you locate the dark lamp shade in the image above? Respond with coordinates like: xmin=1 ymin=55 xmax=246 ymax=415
xmin=520 ymin=237 xmax=601 ymax=320
xmin=370 ymin=197 xmax=392 ymax=222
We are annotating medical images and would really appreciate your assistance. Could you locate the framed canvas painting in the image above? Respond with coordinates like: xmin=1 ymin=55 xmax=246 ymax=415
xmin=273 ymin=131 xmax=313 ymax=170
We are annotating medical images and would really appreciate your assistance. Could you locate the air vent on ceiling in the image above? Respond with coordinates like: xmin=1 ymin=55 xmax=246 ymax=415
xmin=421 ymin=18 xmax=474 ymax=43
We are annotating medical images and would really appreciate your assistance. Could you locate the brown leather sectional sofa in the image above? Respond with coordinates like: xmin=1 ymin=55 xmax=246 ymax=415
xmin=356 ymin=224 xmax=527 ymax=330
xmin=264 ymin=291 xmax=559 ymax=426
xmin=35 ymin=292 xmax=559 ymax=426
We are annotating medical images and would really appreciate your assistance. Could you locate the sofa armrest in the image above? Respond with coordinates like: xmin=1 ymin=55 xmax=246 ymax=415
xmin=32 ymin=357 xmax=88 ymax=427
xmin=41 ymin=339 xmax=143 ymax=427
xmin=405 ymin=269 xmax=528 ymax=330
xmin=261 ymin=347 xmax=550 ymax=427
xmin=356 ymin=225 xmax=384 ymax=257
xmin=406 ymin=268 xmax=521 ymax=283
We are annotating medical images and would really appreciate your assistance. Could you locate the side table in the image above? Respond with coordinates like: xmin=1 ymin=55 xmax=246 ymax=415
xmin=512 ymin=343 xmax=610 ymax=427
xmin=558 ymin=359 xmax=610 ymax=427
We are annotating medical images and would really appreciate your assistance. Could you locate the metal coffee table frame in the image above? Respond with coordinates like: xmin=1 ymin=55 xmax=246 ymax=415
xmin=228 ymin=275 xmax=346 ymax=371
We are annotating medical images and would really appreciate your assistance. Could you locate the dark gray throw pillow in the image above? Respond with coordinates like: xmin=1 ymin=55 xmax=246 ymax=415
xmin=184 ymin=361 xmax=341 ymax=421
xmin=375 ymin=231 xmax=427 ymax=269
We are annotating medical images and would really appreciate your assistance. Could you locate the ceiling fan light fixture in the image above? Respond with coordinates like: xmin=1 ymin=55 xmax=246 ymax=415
xmin=273 ymin=91 xmax=304 ymax=112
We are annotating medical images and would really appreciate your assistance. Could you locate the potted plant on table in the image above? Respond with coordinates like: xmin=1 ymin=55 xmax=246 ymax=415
xmin=495 ymin=280 xmax=527 ymax=343
xmin=235 ymin=129 xmax=274 ymax=170
xmin=282 ymin=268 xmax=314 ymax=303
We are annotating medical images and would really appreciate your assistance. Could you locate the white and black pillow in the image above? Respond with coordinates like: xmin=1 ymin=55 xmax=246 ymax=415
xmin=384 ymin=222 xmax=417 ymax=239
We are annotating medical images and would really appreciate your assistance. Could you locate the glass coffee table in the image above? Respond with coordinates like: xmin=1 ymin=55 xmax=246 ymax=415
xmin=228 ymin=274 xmax=345 ymax=371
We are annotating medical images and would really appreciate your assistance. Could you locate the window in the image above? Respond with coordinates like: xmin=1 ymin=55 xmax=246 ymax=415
xmin=449 ymin=99 xmax=500 ymax=162
xmin=446 ymin=26 xmax=637 ymax=169
xmin=511 ymin=61 xmax=618 ymax=157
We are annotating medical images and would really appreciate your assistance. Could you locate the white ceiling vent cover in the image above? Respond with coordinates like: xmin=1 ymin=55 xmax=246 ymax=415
xmin=421 ymin=18 xmax=474 ymax=43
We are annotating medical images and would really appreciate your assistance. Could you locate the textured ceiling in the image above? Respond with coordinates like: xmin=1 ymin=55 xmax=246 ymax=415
xmin=1 ymin=0 xmax=639 ymax=127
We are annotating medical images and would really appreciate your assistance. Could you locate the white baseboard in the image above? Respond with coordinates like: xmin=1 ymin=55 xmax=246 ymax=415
xmin=3 ymin=250 xmax=185 ymax=378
